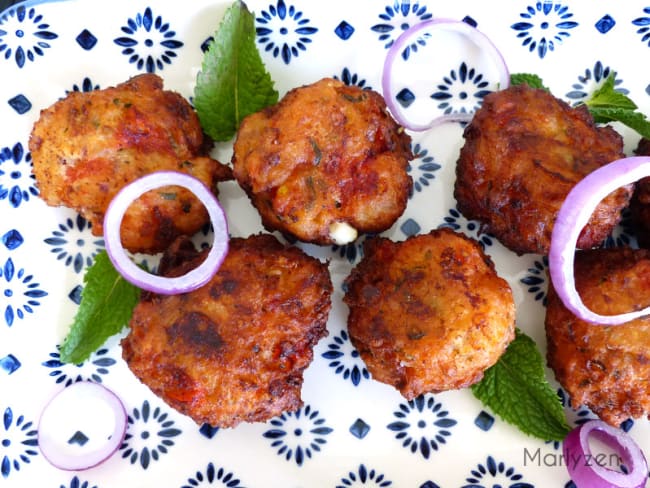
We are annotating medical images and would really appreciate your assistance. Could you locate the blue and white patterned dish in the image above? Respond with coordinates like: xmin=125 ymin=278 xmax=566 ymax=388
xmin=2 ymin=1 xmax=650 ymax=486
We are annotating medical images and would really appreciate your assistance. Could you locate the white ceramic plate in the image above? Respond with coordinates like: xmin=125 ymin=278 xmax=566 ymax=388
xmin=2 ymin=0 xmax=649 ymax=486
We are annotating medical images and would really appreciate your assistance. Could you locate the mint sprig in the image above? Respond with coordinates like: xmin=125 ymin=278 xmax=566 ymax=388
xmin=471 ymin=329 xmax=571 ymax=441
xmin=59 ymin=251 xmax=141 ymax=364
xmin=584 ymin=73 xmax=636 ymax=111
xmin=583 ymin=74 xmax=650 ymax=138
xmin=510 ymin=73 xmax=549 ymax=91
xmin=194 ymin=0 xmax=279 ymax=141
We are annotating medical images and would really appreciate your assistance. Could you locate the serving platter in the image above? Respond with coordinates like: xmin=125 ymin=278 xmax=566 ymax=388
xmin=2 ymin=0 xmax=650 ymax=486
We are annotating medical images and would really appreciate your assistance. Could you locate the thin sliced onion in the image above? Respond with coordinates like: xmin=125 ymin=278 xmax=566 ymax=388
xmin=563 ymin=419 xmax=648 ymax=488
xmin=549 ymin=156 xmax=650 ymax=325
xmin=103 ymin=171 xmax=228 ymax=295
xmin=38 ymin=381 xmax=127 ymax=470
xmin=382 ymin=18 xmax=509 ymax=131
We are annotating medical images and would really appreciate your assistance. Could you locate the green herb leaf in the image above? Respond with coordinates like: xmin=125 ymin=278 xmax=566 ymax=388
xmin=589 ymin=107 xmax=650 ymax=139
xmin=194 ymin=0 xmax=279 ymax=141
xmin=471 ymin=329 xmax=571 ymax=441
xmin=585 ymin=74 xmax=637 ymax=110
xmin=510 ymin=73 xmax=549 ymax=91
xmin=59 ymin=251 xmax=141 ymax=364
xmin=582 ymin=73 xmax=650 ymax=139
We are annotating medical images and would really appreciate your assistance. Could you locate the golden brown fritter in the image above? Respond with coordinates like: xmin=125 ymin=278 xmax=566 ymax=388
xmin=232 ymin=77 xmax=413 ymax=246
xmin=29 ymin=74 xmax=232 ymax=254
xmin=546 ymin=247 xmax=650 ymax=426
xmin=343 ymin=228 xmax=515 ymax=399
xmin=629 ymin=138 xmax=650 ymax=248
xmin=454 ymin=83 xmax=631 ymax=255
xmin=121 ymin=234 xmax=332 ymax=428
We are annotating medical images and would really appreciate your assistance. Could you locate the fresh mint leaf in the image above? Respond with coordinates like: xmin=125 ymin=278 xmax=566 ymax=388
xmin=510 ymin=73 xmax=549 ymax=91
xmin=59 ymin=251 xmax=141 ymax=364
xmin=581 ymin=73 xmax=650 ymax=139
xmin=584 ymin=74 xmax=637 ymax=110
xmin=194 ymin=0 xmax=279 ymax=141
xmin=589 ymin=107 xmax=650 ymax=139
xmin=471 ymin=329 xmax=571 ymax=441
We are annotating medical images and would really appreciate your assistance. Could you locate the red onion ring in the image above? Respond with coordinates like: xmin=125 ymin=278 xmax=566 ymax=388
xmin=103 ymin=171 xmax=229 ymax=295
xmin=563 ymin=419 xmax=648 ymax=488
xmin=38 ymin=381 xmax=127 ymax=470
xmin=382 ymin=18 xmax=509 ymax=131
xmin=549 ymin=156 xmax=650 ymax=325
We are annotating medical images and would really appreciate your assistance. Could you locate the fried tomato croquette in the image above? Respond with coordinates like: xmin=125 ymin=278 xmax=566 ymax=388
xmin=232 ymin=77 xmax=413 ymax=246
xmin=29 ymin=73 xmax=232 ymax=254
xmin=454 ymin=83 xmax=631 ymax=255
xmin=121 ymin=234 xmax=332 ymax=428
xmin=343 ymin=228 xmax=515 ymax=398
xmin=629 ymin=138 xmax=650 ymax=248
xmin=546 ymin=247 xmax=650 ymax=426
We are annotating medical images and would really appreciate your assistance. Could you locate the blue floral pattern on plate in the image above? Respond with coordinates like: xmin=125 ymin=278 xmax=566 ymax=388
xmin=429 ymin=62 xmax=493 ymax=116
xmin=67 ymin=77 xmax=100 ymax=94
xmin=42 ymin=347 xmax=117 ymax=384
xmin=181 ymin=462 xmax=246 ymax=488
xmin=256 ymin=0 xmax=316 ymax=64
xmin=120 ymin=400 xmax=182 ymax=470
xmin=0 ymin=5 xmax=57 ymax=68
xmin=3 ymin=0 xmax=650 ymax=486
xmin=1 ymin=256 xmax=48 ymax=327
xmin=336 ymin=464 xmax=392 ymax=487
xmin=0 ymin=407 xmax=38 ymax=478
xmin=565 ymin=61 xmax=627 ymax=104
xmin=462 ymin=455 xmax=534 ymax=488
xmin=371 ymin=1 xmax=432 ymax=49
xmin=408 ymin=143 xmax=441 ymax=196
xmin=58 ymin=476 xmax=98 ymax=488
xmin=114 ymin=7 xmax=183 ymax=72
xmin=439 ymin=208 xmax=495 ymax=249
xmin=334 ymin=68 xmax=372 ymax=90
xmin=321 ymin=329 xmax=370 ymax=386
xmin=263 ymin=405 xmax=333 ymax=466
xmin=44 ymin=215 xmax=104 ymax=274
xmin=633 ymin=7 xmax=650 ymax=47
xmin=511 ymin=2 xmax=578 ymax=58
xmin=520 ymin=256 xmax=548 ymax=305
xmin=0 ymin=142 xmax=36 ymax=208
xmin=387 ymin=395 xmax=457 ymax=459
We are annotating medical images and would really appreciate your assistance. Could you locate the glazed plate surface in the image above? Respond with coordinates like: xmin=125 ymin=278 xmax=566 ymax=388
xmin=1 ymin=0 xmax=649 ymax=486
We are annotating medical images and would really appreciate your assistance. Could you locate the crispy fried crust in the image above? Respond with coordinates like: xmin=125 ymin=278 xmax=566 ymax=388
xmin=121 ymin=234 xmax=332 ymax=428
xmin=343 ymin=228 xmax=515 ymax=398
xmin=232 ymin=77 xmax=413 ymax=245
xmin=630 ymin=138 xmax=650 ymax=248
xmin=454 ymin=83 xmax=630 ymax=255
xmin=546 ymin=247 xmax=650 ymax=426
xmin=29 ymin=74 xmax=232 ymax=253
